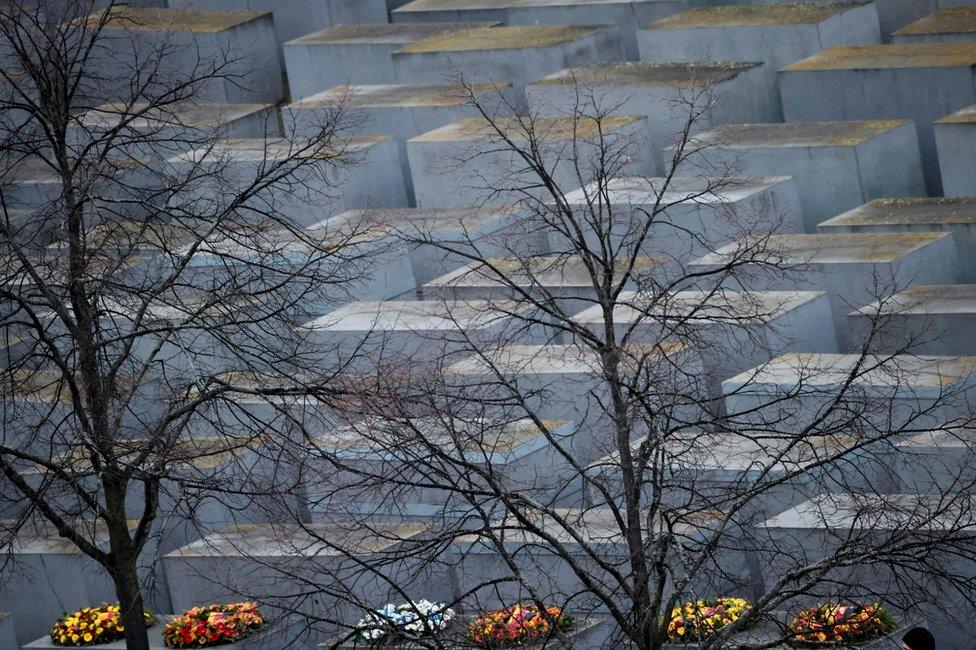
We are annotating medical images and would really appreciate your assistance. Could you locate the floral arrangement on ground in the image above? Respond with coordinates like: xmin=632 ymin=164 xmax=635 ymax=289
xmin=787 ymin=603 xmax=897 ymax=646
xmin=354 ymin=600 xmax=456 ymax=645
xmin=666 ymin=596 xmax=752 ymax=641
xmin=52 ymin=603 xmax=155 ymax=647
xmin=468 ymin=603 xmax=574 ymax=648
xmin=162 ymin=601 xmax=266 ymax=648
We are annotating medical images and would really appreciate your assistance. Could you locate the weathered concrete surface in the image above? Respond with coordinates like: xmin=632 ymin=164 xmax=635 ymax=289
xmin=935 ymin=104 xmax=976 ymax=197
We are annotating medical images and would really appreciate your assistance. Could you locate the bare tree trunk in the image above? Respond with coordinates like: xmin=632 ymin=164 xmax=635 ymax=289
xmin=115 ymin=561 xmax=151 ymax=650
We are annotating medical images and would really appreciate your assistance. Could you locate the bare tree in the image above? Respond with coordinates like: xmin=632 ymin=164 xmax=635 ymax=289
xmin=0 ymin=1 xmax=388 ymax=648
xmin=269 ymin=76 xmax=976 ymax=650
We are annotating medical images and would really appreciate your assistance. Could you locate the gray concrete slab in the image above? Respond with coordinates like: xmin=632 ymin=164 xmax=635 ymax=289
xmin=525 ymin=62 xmax=773 ymax=173
xmin=818 ymin=197 xmax=976 ymax=281
xmin=892 ymin=6 xmax=976 ymax=42
xmin=552 ymin=175 xmax=802 ymax=259
xmin=691 ymin=232 xmax=961 ymax=347
xmin=166 ymin=0 xmax=390 ymax=58
xmin=163 ymin=522 xmax=450 ymax=628
xmin=324 ymin=206 xmax=538 ymax=287
xmin=283 ymin=22 xmax=497 ymax=100
xmin=723 ymin=353 xmax=976 ymax=432
xmin=92 ymin=7 xmax=283 ymax=104
xmin=935 ymin=104 xmax=976 ymax=196
xmin=0 ymin=613 xmax=14 ymax=650
xmin=408 ymin=115 xmax=652 ymax=207
xmin=849 ymin=285 xmax=976 ymax=355
xmin=167 ymin=136 xmax=408 ymax=228
xmin=391 ymin=24 xmax=623 ymax=102
xmin=639 ymin=3 xmax=881 ymax=121
xmin=755 ymin=492 xmax=976 ymax=648
xmin=677 ymin=120 xmax=925 ymax=231
xmin=391 ymin=0 xmax=714 ymax=59
xmin=779 ymin=42 xmax=976 ymax=194
xmin=736 ymin=0 xmax=939 ymax=42
xmin=894 ymin=418 xmax=976 ymax=492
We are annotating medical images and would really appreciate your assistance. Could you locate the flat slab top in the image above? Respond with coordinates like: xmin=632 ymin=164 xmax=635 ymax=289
xmin=99 ymin=7 xmax=267 ymax=32
xmin=854 ymin=285 xmax=976 ymax=316
xmin=174 ymin=136 xmax=390 ymax=163
xmin=400 ymin=24 xmax=604 ymax=53
xmin=784 ymin=42 xmax=976 ymax=71
xmin=565 ymin=175 xmax=792 ymax=207
xmin=758 ymin=493 xmax=976 ymax=531
xmin=411 ymin=115 xmax=640 ymax=142
xmin=686 ymin=120 xmax=909 ymax=149
xmin=820 ymin=197 xmax=976 ymax=226
xmin=696 ymin=232 xmax=951 ymax=265
xmin=724 ymin=353 xmax=976 ymax=391
xmin=81 ymin=102 xmax=272 ymax=130
xmin=895 ymin=7 xmax=976 ymax=36
xmin=290 ymin=22 xmax=494 ymax=45
xmin=427 ymin=256 xmax=663 ymax=289
xmin=168 ymin=522 xmax=428 ymax=557
xmin=532 ymin=61 xmax=760 ymax=86
xmin=648 ymin=3 xmax=866 ymax=29
xmin=329 ymin=206 xmax=516 ymax=235
xmin=314 ymin=417 xmax=569 ymax=456
xmin=291 ymin=83 xmax=506 ymax=109
xmin=397 ymin=0 xmax=674 ymax=10
xmin=447 ymin=341 xmax=685 ymax=375
xmin=898 ymin=419 xmax=976 ymax=449
xmin=302 ymin=299 xmax=519 ymax=331
xmin=572 ymin=290 xmax=826 ymax=325
xmin=937 ymin=103 xmax=976 ymax=124
xmin=0 ymin=518 xmax=137 ymax=555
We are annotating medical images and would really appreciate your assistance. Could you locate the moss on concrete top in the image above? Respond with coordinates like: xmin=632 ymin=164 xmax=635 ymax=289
xmin=689 ymin=120 xmax=909 ymax=148
xmin=785 ymin=42 xmax=976 ymax=71
xmin=293 ymin=83 xmax=507 ymax=108
xmin=291 ymin=22 xmax=495 ymax=45
xmin=397 ymin=0 xmax=663 ymax=9
xmin=401 ymin=24 xmax=602 ymax=53
xmin=648 ymin=3 xmax=865 ymax=29
xmin=411 ymin=115 xmax=640 ymax=142
xmin=866 ymin=285 xmax=976 ymax=316
xmin=820 ymin=197 xmax=976 ymax=226
xmin=894 ymin=7 xmax=976 ymax=36
xmin=532 ymin=61 xmax=760 ymax=86
xmin=97 ymin=7 xmax=267 ymax=32
xmin=936 ymin=104 xmax=976 ymax=124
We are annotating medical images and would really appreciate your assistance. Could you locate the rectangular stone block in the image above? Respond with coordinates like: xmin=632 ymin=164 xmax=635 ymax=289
xmin=779 ymin=42 xmax=976 ymax=194
xmin=168 ymin=136 xmax=408 ymax=227
xmin=737 ymin=0 xmax=940 ymax=42
xmin=817 ymin=197 xmax=976 ymax=282
xmin=164 ymin=522 xmax=451 ymax=629
xmin=392 ymin=0 xmax=713 ymax=59
xmin=935 ymin=104 xmax=976 ymax=196
xmin=526 ymin=62 xmax=774 ymax=173
xmin=284 ymin=83 xmax=516 ymax=204
xmin=185 ymin=221 xmax=416 ymax=316
xmin=305 ymin=417 xmax=578 ymax=513
xmin=849 ymin=285 xmax=976 ymax=355
xmin=453 ymin=507 xmax=755 ymax=610
xmin=91 ymin=8 xmax=283 ymax=104
xmin=392 ymin=24 xmax=623 ymax=103
xmin=572 ymin=290 xmax=839 ymax=402
xmin=755 ymin=492 xmax=976 ymax=648
xmin=325 ymin=206 xmax=537 ymax=287
xmin=639 ymin=3 xmax=881 ymax=121
xmin=585 ymin=432 xmax=894 ymax=522
xmin=722 ymin=353 xmax=976 ymax=432
xmin=0 ymin=613 xmax=15 ymax=650
xmin=892 ymin=6 xmax=976 ymax=42
xmin=0 ymin=519 xmax=163 ymax=645
xmin=424 ymin=255 xmax=663 ymax=316
xmin=299 ymin=299 xmax=548 ymax=370
xmin=283 ymin=23 xmax=495 ymax=100
xmin=677 ymin=120 xmax=925 ymax=231
xmin=690 ymin=232 xmax=961 ymax=347
xmin=552 ymin=175 xmax=801 ymax=259
xmin=444 ymin=342 xmax=703 ymax=462
xmin=408 ymin=115 xmax=652 ymax=207
xmin=167 ymin=0 xmax=390 ymax=58
xmin=894 ymin=419 xmax=976 ymax=494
